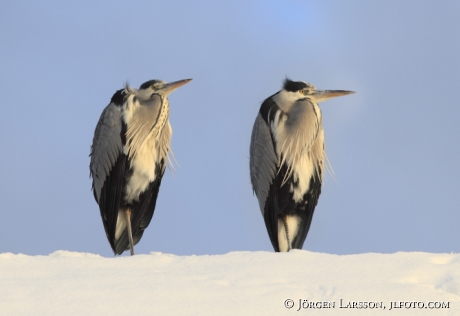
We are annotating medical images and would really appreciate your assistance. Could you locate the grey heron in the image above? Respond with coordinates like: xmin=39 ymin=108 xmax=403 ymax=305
xmin=90 ymin=78 xmax=192 ymax=255
xmin=250 ymin=78 xmax=354 ymax=252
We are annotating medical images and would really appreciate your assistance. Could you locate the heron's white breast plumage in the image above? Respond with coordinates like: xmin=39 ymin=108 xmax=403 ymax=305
xmin=289 ymin=154 xmax=315 ymax=202
xmin=124 ymin=136 xmax=160 ymax=202
xmin=270 ymin=96 xmax=325 ymax=203
xmin=121 ymin=92 xmax=171 ymax=203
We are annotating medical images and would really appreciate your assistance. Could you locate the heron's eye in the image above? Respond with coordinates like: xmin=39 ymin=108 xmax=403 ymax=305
xmin=299 ymin=89 xmax=307 ymax=94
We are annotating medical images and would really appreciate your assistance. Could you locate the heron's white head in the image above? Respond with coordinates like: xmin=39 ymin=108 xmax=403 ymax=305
xmin=136 ymin=79 xmax=193 ymax=101
xmin=281 ymin=78 xmax=354 ymax=104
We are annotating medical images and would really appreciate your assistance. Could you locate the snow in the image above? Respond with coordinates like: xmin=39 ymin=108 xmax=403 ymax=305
xmin=1 ymin=251 xmax=459 ymax=315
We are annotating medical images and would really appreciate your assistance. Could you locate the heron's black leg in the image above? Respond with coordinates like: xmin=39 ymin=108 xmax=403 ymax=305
xmin=125 ymin=209 xmax=135 ymax=256
xmin=282 ymin=216 xmax=291 ymax=252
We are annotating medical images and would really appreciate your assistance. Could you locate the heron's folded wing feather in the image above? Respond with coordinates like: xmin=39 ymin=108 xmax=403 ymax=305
xmin=90 ymin=102 xmax=129 ymax=252
xmin=90 ymin=103 xmax=124 ymax=202
xmin=250 ymin=114 xmax=278 ymax=213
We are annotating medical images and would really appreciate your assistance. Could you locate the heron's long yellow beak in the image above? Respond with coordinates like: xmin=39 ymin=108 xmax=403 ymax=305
xmin=311 ymin=90 xmax=355 ymax=103
xmin=160 ymin=79 xmax=193 ymax=95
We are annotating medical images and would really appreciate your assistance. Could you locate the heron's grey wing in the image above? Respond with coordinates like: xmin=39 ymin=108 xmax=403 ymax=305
xmin=90 ymin=103 xmax=123 ymax=201
xmin=250 ymin=113 xmax=281 ymax=251
xmin=250 ymin=114 xmax=278 ymax=211
xmin=90 ymin=102 xmax=128 ymax=251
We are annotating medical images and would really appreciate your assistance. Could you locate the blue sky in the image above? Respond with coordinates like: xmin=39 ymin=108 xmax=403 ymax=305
xmin=1 ymin=0 xmax=459 ymax=256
